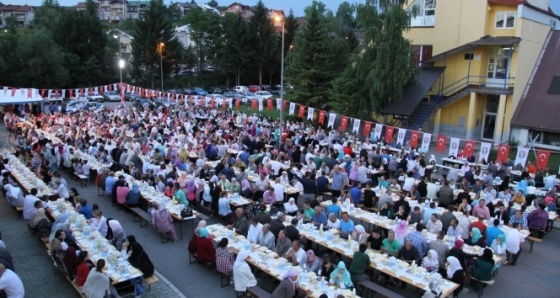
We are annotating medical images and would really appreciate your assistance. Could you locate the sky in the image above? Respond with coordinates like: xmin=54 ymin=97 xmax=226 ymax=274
xmin=14 ymin=0 xmax=560 ymax=18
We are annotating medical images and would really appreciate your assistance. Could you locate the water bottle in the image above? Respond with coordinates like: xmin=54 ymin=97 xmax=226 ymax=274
xmin=317 ymin=269 xmax=322 ymax=281
xmin=302 ymin=262 xmax=307 ymax=273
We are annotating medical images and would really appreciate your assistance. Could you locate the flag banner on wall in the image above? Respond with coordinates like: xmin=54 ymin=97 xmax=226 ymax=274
xmin=235 ymin=99 xmax=240 ymax=109
xmin=328 ymin=113 xmax=336 ymax=128
xmin=385 ymin=126 xmax=394 ymax=143
xmin=363 ymin=121 xmax=372 ymax=137
xmin=463 ymin=140 xmax=476 ymax=157
xmin=449 ymin=138 xmax=460 ymax=157
xmin=479 ymin=142 xmax=492 ymax=163
xmin=409 ymin=131 xmax=420 ymax=148
xmin=251 ymin=99 xmax=257 ymax=110
xmin=396 ymin=128 xmax=406 ymax=146
xmin=276 ymin=98 xmax=282 ymax=110
xmin=289 ymin=102 xmax=295 ymax=115
xmin=514 ymin=147 xmax=530 ymax=169
xmin=282 ymin=100 xmax=287 ymax=112
xmin=340 ymin=116 xmax=348 ymax=131
xmin=435 ymin=134 xmax=446 ymax=153
xmin=258 ymin=98 xmax=263 ymax=111
xmin=536 ymin=150 xmax=550 ymax=170
xmin=298 ymin=105 xmax=305 ymax=118
xmin=496 ymin=144 xmax=510 ymax=163
xmin=375 ymin=124 xmax=383 ymax=141
xmin=353 ymin=119 xmax=361 ymax=133
xmin=318 ymin=110 xmax=326 ymax=125
xmin=307 ymin=107 xmax=314 ymax=121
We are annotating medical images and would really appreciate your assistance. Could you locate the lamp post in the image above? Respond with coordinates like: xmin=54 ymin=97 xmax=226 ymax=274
xmin=159 ymin=42 xmax=164 ymax=92
xmin=275 ymin=15 xmax=285 ymax=144
xmin=113 ymin=34 xmax=123 ymax=95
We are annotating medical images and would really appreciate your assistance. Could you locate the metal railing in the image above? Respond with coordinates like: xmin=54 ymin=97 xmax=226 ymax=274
xmin=441 ymin=75 xmax=515 ymax=97
xmin=409 ymin=92 xmax=442 ymax=129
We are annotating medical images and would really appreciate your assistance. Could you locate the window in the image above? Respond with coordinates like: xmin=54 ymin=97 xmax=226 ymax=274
xmin=547 ymin=76 xmax=560 ymax=95
xmin=411 ymin=45 xmax=433 ymax=66
xmin=425 ymin=0 xmax=436 ymax=16
xmin=532 ymin=130 xmax=560 ymax=146
xmin=409 ymin=0 xmax=436 ymax=27
xmin=495 ymin=11 xmax=516 ymax=29
xmin=551 ymin=20 xmax=557 ymax=28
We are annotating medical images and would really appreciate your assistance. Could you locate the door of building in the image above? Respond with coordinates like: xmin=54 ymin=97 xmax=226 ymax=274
xmin=486 ymin=48 xmax=511 ymax=88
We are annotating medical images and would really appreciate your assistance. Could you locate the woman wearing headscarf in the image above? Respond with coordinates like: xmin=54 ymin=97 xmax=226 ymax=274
xmin=151 ymin=203 xmax=178 ymax=242
xmin=82 ymin=259 xmax=110 ymax=298
xmin=283 ymin=198 xmax=298 ymax=216
xmin=445 ymin=256 xmax=464 ymax=298
xmin=106 ymin=218 xmax=126 ymax=250
xmin=449 ymin=239 xmax=477 ymax=270
xmin=271 ymin=268 xmax=298 ymax=298
xmin=353 ymin=225 xmax=367 ymax=245
xmin=4 ymin=184 xmax=24 ymax=207
xmin=188 ymin=220 xmax=206 ymax=257
xmin=468 ymin=227 xmax=484 ymax=247
xmin=49 ymin=213 xmax=70 ymax=243
xmin=186 ymin=178 xmax=197 ymax=202
xmin=393 ymin=220 xmax=409 ymax=246
xmin=76 ymin=251 xmax=93 ymax=288
xmin=329 ymin=261 xmax=353 ymax=289
xmin=472 ymin=248 xmax=495 ymax=289
xmin=34 ymin=208 xmax=52 ymax=243
xmin=421 ymin=280 xmax=443 ymax=298
xmin=128 ymin=242 xmax=154 ymax=296
xmin=305 ymin=250 xmax=321 ymax=274
xmin=233 ymin=250 xmax=257 ymax=292
xmin=196 ymin=227 xmax=216 ymax=266
xmin=490 ymin=234 xmax=507 ymax=264
xmin=422 ymin=250 xmax=440 ymax=272
xmin=125 ymin=184 xmax=141 ymax=208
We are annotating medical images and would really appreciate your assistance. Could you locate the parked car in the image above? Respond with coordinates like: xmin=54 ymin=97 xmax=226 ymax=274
xmin=233 ymin=86 xmax=248 ymax=92
xmin=255 ymin=91 xmax=273 ymax=99
xmin=87 ymin=94 xmax=104 ymax=102
xmin=102 ymin=91 xmax=121 ymax=102
xmin=183 ymin=88 xmax=196 ymax=95
xmin=65 ymin=101 xmax=84 ymax=113
xmin=208 ymin=87 xmax=223 ymax=94
xmin=223 ymin=91 xmax=248 ymax=102
xmin=204 ymin=94 xmax=225 ymax=106
xmin=260 ymin=85 xmax=271 ymax=91
xmin=248 ymin=85 xmax=261 ymax=92
xmin=133 ymin=97 xmax=156 ymax=110
xmin=192 ymin=87 xmax=208 ymax=96
xmin=84 ymin=102 xmax=105 ymax=112
xmin=124 ymin=92 xmax=136 ymax=101
xmin=240 ymin=91 xmax=260 ymax=101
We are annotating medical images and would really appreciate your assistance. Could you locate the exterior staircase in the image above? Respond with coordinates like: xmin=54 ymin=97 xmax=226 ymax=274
xmin=406 ymin=92 xmax=442 ymax=130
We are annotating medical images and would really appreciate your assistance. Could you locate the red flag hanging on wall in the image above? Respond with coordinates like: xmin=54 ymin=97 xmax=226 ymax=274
xmin=463 ymin=140 xmax=476 ymax=157
xmin=282 ymin=100 xmax=287 ymax=112
xmin=536 ymin=150 xmax=550 ymax=170
xmin=409 ymin=131 xmax=420 ymax=148
xmin=318 ymin=111 xmax=326 ymax=125
xmin=54 ymin=90 xmax=60 ymax=98
xmin=27 ymin=89 xmax=32 ymax=98
xmin=436 ymin=134 xmax=447 ymax=153
xmin=363 ymin=121 xmax=372 ymax=137
xmin=385 ymin=126 xmax=394 ymax=142
xmin=40 ymin=89 xmax=46 ymax=97
xmin=340 ymin=116 xmax=348 ymax=131
xmin=496 ymin=144 xmax=510 ymax=163
xmin=267 ymin=99 xmax=273 ymax=110
xmin=251 ymin=99 xmax=257 ymax=110
xmin=235 ymin=99 xmax=240 ymax=109
xmin=298 ymin=105 xmax=305 ymax=118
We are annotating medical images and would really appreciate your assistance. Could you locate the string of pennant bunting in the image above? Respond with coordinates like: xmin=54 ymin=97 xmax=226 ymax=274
xmin=2 ymin=82 xmax=552 ymax=170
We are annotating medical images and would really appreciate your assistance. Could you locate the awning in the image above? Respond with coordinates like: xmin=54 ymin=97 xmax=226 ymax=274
xmin=424 ymin=36 xmax=521 ymax=64
xmin=381 ymin=67 xmax=446 ymax=116
xmin=0 ymin=88 xmax=43 ymax=104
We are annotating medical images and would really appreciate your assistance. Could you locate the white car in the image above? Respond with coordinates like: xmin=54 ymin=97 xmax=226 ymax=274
xmin=87 ymin=94 xmax=104 ymax=102
xmin=102 ymin=91 xmax=121 ymax=102
xmin=240 ymin=91 xmax=260 ymax=101
xmin=65 ymin=101 xmax=84 ymax=113
xmin=233 ymin=86 xmax=248 ymax=92
xmin=204 ymin=94 xmax=225 ymax=106
xmin=255 ymin=91 xmax=273 ymax=99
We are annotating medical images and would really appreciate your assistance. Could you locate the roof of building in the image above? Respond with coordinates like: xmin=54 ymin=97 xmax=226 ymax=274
xmin=488 ymin=0 xmax=560 ymax=18
xmin=511 ymin=29 xmax=560 ymax=132
xmin=0 ymin=4 xmax=34 ymax=12
xmin=424 ymin=36 xmax=521 ymax=64
xmin=75 ymin=2 xmax=87 ymax=9
xmin=381 ymin=67 xmax=446 ymax=116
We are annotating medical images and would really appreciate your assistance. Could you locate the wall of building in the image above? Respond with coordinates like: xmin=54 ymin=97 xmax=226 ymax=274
xmin=485 ymin=4 xmax=520 ymax=37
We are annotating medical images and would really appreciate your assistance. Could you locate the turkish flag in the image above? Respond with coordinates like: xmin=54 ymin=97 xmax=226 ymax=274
xmin=222 ymin=98 xmax=226 ymax=109
xmin=409 ymin=131 xmax=420 ymax=148
xmin=267 ymin=99 xmax=273 ymax=110
xmin=363 ymin=121 xmax=372 ymax=137
xmin=298 ymin=105 xmax=305 ymax=118
xmin=235 ymin=99 xmax=240 ymax=109
xmin=80 ymin=89 xmax=84 ymax=96
xmin=98 ymin=87 xmax=104 ymax=95
xmin=68 ymin=89 xmax=73 ymax=98
xmin=54 ymin=90 xmax=60 ymax=98
xmin=340 ymin=116 xmax=348 ymax=130
xmin=251 ymin=99 xmax=257 ymax=110
xmin=282 ymin=100 xmax=287 ymax=111
xmin=27 ymin=89 xmax=32 ymax=98
xmin=318 ymin=111 xmax=326 ymax=125
xmin=40 ymin=89 xmax=46 ymax=97
xmin=536 ymin=150 xmax=550 ymax=170
xmin=496 ymin=144 xmax=510 ymax=163
xmin=436 ymin=134 xmax=447 ymax=153
xmin=210 ymin=97 xmax=215 ymax=108
xmin=385 ymin=126 xmax=394 ymax=142
xmin=108 ymin=85 xmax=113 ymax=91
xmin=463 ymin=140 xmax=475 ymax=157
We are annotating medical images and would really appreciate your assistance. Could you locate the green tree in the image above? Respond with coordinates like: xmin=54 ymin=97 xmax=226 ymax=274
xmin=220 ymin=13 xmax=253 ymax=86
xmin=184 ymin=7 xmax=222 ymax=76
xmin=131 ymin=0 xmax=182 ymax=89
xmin=284 ymin=10 xmax=299 ymax=57
xmin=168 ymin=2 xmax=183 ymax=21
xmin=0 ymin=25 xmax=21 ymax=85
xmin=249 ymin=0 xmax=278 ymax=85
xmin=286 ymin=1 xmax=337 ymax=106
xmin=207 ymin=0 xmax=218 ymax=8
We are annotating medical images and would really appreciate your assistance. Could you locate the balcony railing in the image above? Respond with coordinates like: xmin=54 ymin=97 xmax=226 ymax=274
xmin=410 ymin=15 xmax=435 ymax=27
xmin=441 ymin=75 xmax=515 ymax=97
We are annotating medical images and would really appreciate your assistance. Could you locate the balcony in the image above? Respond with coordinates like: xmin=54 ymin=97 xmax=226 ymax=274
xmin=410 ymin=15 xmax=435 ymax=27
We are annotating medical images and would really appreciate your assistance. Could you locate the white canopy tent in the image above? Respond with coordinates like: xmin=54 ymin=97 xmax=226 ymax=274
xmin=0 ymin=88 xmax=43 ymax=104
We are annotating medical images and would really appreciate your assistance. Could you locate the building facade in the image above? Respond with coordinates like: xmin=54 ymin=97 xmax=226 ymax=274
xmin=0 ymin=4 xmax=35 ymax=27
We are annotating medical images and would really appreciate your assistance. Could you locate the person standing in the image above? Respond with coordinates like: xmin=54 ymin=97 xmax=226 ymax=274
xmin=505 ymin=223 xmax=525 ymax=266
xmin=0 ymin=264 xmax=24 ymax=298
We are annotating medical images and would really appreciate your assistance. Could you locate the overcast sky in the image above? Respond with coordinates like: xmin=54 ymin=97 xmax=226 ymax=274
xmin=16 ymin=0 xmax=560 ymax=19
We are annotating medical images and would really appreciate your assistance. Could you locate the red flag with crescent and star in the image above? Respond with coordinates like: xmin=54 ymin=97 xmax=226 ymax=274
xmin=298 ymin=105 xmax=305 ymax=118
xmin=536 ymin=150 xmax=550 ymax=170
xmin=363 ymin=121 xmax=372 ymax=137
xmin=409 ymin=131 xmax=420 ymax=148
xmin=282 ymin=100 xmax=287 ymax=111
xmin=463 ymin=140 xmax=475 ymax=157
xmin=210 ymin=97 xmax=215 ymax=108
xmin=340 ymin=116 xmax=348 ymax=130
xmin=318 ymin=111 xmax=326 ymax=125
xmin=251 ymin=99 xmax=257 ymax=110
xmin=385 ymin=126 xmax=394 ymax=142
xmin=267 ymin=99 xmax=273 ymax=110
xmin=436 ymin=134 xmax=447 ymax=153
xmin=496 ymin=144 xmax=510 ymax=163
xmin=235 ymin=99 xmax=240 ymax=109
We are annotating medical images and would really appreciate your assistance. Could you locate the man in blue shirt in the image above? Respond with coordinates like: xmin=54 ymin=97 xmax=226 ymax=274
xmin=349 ymin=182 xmax=361 ymax=204
xmin=339 ymin=212 xmax=355 ymax=235
xmin=316 ymin=171 xmax=329 ymax=193
xmin=311 ymin=206 xmax=327 ymax=225
xmin=330 ymin=166 xmax=347 ymax=198
xmin=325 ymin=198 xmax=342 ymax=218
xmin=485 ymin=218 xmax=504 ymax=246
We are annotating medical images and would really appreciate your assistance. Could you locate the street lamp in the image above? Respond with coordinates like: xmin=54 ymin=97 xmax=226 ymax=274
xmin=275 ymin=15 xmax=285 ymax=144
xmin=159 ymin=42 xmax=164 ymax=92
xmin=114 ymin=33 xmax=124 ymax=103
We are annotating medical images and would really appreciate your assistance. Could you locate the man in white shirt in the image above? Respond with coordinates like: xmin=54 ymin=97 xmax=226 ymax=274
xmin=446 ymin=219 xmax=463 ymax=238
xmin=426 ymin=214 xmax=443 ymax=233
xmin=284 ymin=240 xmax=307 ymax=266
xmin=247 ymin=217 xmax=263 ymax=243
xmin=0 ymin=264 xmax=24 ymax=298
xmin=456 ymin=211 xmax=472 ymax=240
xmin=327 ymin=213 xmax=340 ymax=229
xmin=356 ymin=162 xmax=370 ymax=186
xmin=22 ymin=188 xmax=40 ymax=220
xmin=505 ymin=223 xmax=525 ymax=265
xmin=271 ymin=178 xmax=285 ymax=203
xmin=426 ymin=179 xmax=439 ymax=200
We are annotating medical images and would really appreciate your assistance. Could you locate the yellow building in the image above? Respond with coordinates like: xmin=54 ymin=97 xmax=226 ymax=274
xmin=382 ymin=0 xmax=559 ymax=145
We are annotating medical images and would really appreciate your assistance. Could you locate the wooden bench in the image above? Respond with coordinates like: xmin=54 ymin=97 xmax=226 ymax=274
xmin=527 ymin=236 xmax=543 ymax=253
xmin=131 ymin=207 xmax=151 ymax=228
xmin=194 ymin=202 xmax=214 ymax=218
xmin=470 ymin=277 xmax=495 ymax=297
xmin=247 ymin=286 xmax=272 ymax=298
xmin=77 ymin=174 xmax=88 ymax=187
xmin=143 ymin=275 xmax=159 ymax=291
xmin=47 ymin=250 xmax=86 ymax=298
xmin=15 ymin=206 xmax=23 ymax=212
xmin=359 ymin=280 xmax=406 ymax=298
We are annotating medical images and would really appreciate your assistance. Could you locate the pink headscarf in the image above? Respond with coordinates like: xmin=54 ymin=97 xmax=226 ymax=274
xmin=394 ymin=220 xmax=408 ymax=238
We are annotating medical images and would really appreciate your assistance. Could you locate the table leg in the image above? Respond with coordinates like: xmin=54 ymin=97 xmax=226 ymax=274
xmin=180 ymin=219 xmax=184 ymax=240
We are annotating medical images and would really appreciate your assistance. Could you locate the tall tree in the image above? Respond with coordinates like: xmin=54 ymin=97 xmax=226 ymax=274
xmin=286 ymin=1 xmax=337 ymax=106
xmin=184 ymin=7 xmax=222 ymax=76
xmin=284 ymin=9 xmax=299 ymax=59
xmin=220 ymin=13 xmax=253 ymax=86
xmin=249 ymin=0 xmax=277 ymax=85
xmin=131 ymin=0 xmax=181 ymax=89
